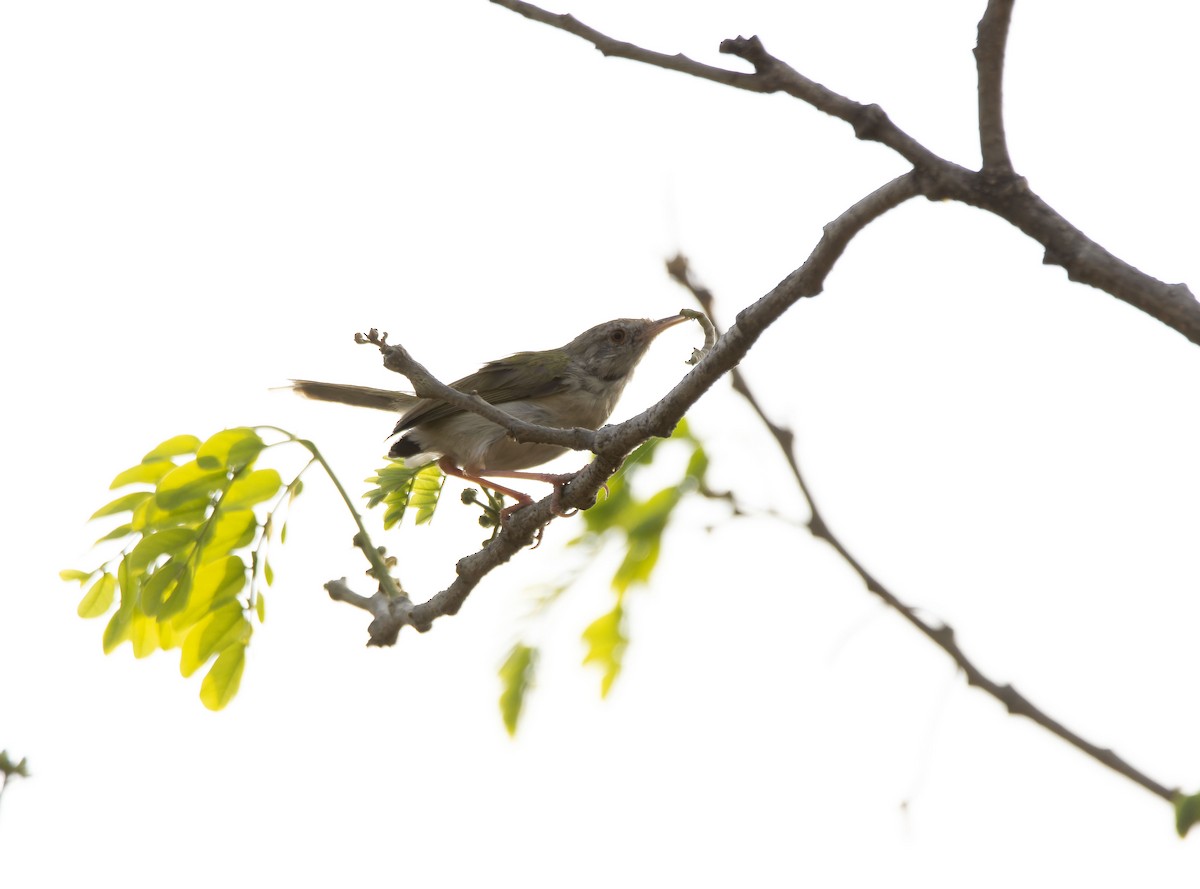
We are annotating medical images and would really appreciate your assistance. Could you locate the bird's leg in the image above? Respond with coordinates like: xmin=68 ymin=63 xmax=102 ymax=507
xmin=438 ymin=457 xmax=535 ymax=514
xmin=475 ymin=468 xmax=582 ymax=517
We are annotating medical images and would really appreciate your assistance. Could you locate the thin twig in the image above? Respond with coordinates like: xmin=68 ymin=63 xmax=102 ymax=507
xmin=668 ymin=254 xmax=1176 ymax=804
xmin=491 ymin=0 xmax=1200 ymax=346
xmin=974 ymin=0 xmax=1016 ymax=174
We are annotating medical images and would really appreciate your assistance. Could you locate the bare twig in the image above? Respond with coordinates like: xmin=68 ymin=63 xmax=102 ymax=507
xmin=974 ymin=0 xmax=1016 ymax=174
xmin=490 ymin=1 xmax=1200 ymax=346
xmin=668 ymin=254 xmax=1176 ymax=804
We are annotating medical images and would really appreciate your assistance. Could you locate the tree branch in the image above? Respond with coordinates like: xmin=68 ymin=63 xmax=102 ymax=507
xmin=668 ymin=254 xmax=1176 ymax=804
xmin=974 ymin=0 xmax=1016 ymax=174
xmin=329 ymin=174 xmax=918 ymax=641
xmin=490 ymin=0 xmax=1200 ymax=345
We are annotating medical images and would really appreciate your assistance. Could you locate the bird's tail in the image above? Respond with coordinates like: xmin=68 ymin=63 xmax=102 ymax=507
xmin=289 ymin=380 xmax=416 ymax=413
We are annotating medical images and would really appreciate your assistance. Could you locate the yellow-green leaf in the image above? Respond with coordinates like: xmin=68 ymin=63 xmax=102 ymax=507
xmin=223 ymin=468 xmax=282 ymax=510
xmin=188 ymin=555 xmax=247 ymax=617
xmin=129 ymin=527 xmax=196 ymax=574
xmin=60 ymin=569 xmax=93 ymax=584
xmin=180 ymin=602 xmax=249 ymax=678
xmin=94 ymin=523 xmax=134 ymax=545
xmin=255 ymin=591 xmax=266 ymax=623
xmin=200 ymin=643 xmax=246 ymax=711
xmin=110 ymin=460 xmax=176 ymax=489
xmin=142 ymin=434 xmax=201 ymax=463
xmin=156 ymin=461 xmax=228 ymax=510
xmin=102 ymin=604 xmax=135 ymax=654
xmin=77 ymin=573 xmax=116 ymax=618
xmin=582 ymin=601 xmax=627 ymax=698
xmin=499 ymin=643 xmax=537 ymax=737
xmin=90 ymin=491 xmax=152 ymax=521
xmin=205 ymin=509 xmax=256 ymax=557
xmin=196 ymin=428 xmax=264 ymax=472
xmin=129 ymin=612 xmax=162 ymax=658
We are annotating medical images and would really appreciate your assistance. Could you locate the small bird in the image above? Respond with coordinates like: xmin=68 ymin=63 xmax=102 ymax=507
xmin=291 ymin=315 xmax=687 ymax=513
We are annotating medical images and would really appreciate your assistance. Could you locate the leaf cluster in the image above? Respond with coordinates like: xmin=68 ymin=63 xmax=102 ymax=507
xmin=62 ymin=429 xmax=298 ymax=710
xmin=500 ymin=419 xmax=715 ymax=733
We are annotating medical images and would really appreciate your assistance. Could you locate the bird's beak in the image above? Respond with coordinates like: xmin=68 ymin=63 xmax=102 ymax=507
xmin=650 ymin=314 xmax=689 ymax=337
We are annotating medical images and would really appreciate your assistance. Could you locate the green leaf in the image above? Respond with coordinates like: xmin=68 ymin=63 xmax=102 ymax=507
xmin=129 ymin=527 xmax=196 ymax=574
xmin=94 ymin=523 xmax=134 ymax=545
xmin=499 ymin=643 xmax=538 ymax=737
xmin=1175 ymin=791 xmax=1200 ymax=837
xmin=411 ymin=464 xmax=444 ymax=524
xmin=102 ymin=602 xmax=135 ymax=654
xmin=129 ymin=611 xmax=162 ymax=658
xmin=77 ymin=573 xmax=116 ymax=619
xmin=205 ymin=509 xmax=257 ymax=557
xmin=132 ymin=495 xmax=208 ymax=533
xmin=110 ymin=460 xmax=177 ymax=489
xmin=142 ymin=434 xmax=201 ymax=462
xmin=223 ymin=468 xmax=282 ymax=510
xmin=263 ymin=560 xmax=274 ymax=587
xmin=200 ymin=643 xmax=246 ymax=711
xmin=187 ymin=555 xmax=247 ymax=617
xmin=255 ymin=591 xmax=266 ymax=623
xmin=180 ymin=602 xmax=248 ymax=678
xmin=582 ymin=601 xmax=627 ymax=698
xmin=140 ymin=558 xmax=188 ymax=617
xmin=156 ymin=461 xmax=228 ymax=510
xmin=90 ymin=491 xmax=152 ymax=520
xmin=196 ymin=427 xmax=264 ymax=472
xmin=60 ymin=569 xmax=93 ymax=584
xmin=613 ymin=535 xmax=662 ymax=594
xmin=364 ymin=459 xmax=443 ymax=529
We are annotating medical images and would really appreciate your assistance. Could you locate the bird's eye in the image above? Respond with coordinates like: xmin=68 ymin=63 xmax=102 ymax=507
xmin=609 ymin=328 xmax=628 ymax=344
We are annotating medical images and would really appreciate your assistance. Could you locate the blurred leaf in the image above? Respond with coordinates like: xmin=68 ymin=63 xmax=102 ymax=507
xmin=90 ymin=491 xmax=152 ymax=521
xmin=200 ymin=642 xmax=246 ymax=711
xmin=196 ymin=427 xmax=264 ymax=472
xmin=499 ymin=643 xmax=538 ymax=737
xmin=142 ymin=434 xmax=201 ymax=462
xmin=130 ymin=612 xmax=163 ymax=658
xmin=0 ymin=751 xmax=30 ymax=779
xmin=180 ymin=602 xmax=249 ymax=679
xmin=255 ymin=591 xmax=266 ymax=623
xmin=582 ymin=601 xmax=627 ymax=698
xmin=206 ymin=509 xmax=256 ymax=557
xmin=156 ymin=461 xmax=228 ymax=511
xmin=1176 ymin=792 xmax=1200 ymax=837
xmin=129 ymin=527 xmax=196 ymax=574
xmin=102 ymin=602 xmax=135 ymax=654
xmin=60 ymin=569 xmax=93 ymax=584
xmin=94 ymin=523 xmax=134 ymax=545
xmin=187 ymin=555 xmax=247 ymax=616
xmin=131 ymin=494 xmax=208 ymax=533
xmin=110 ymin=460 xmax=176 ymax=489
xmin=263 ymin=560 xmax=274 ymax=587
xmin=140 ymin=558 xmax=188 ymax=617
xmin=612 ymin=535 xmax=662 ymax=594
xmin=223 ymin=468 xmax=282 ymax=510
xmin=77 ymin=573 xmax=115 ymax=619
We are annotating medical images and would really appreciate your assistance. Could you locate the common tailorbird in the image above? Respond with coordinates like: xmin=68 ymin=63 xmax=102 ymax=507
xmin=291 ymin=315 xmax=687 ymax=512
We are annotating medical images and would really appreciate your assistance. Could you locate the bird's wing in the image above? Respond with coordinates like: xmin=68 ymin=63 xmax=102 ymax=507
xmin=392 ymin=350 xmax=570 ymax=434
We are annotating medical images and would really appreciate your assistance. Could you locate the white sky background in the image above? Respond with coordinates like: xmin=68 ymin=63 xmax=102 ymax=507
xmin=2 ymin=1 xmax=1199 ymax=885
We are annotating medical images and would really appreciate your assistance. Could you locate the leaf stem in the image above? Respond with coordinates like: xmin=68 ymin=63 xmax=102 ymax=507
xmin=256 ymin=426 xmax=404 ymax=600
